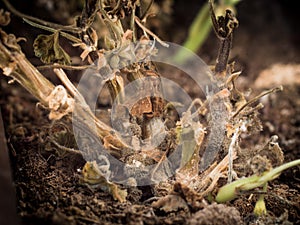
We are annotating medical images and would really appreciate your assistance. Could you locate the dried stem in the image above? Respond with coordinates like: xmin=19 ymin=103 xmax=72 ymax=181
xmin=227 ymin=123 xmax=242 ymax=183
xmin=200 ymin=150 xmax=237 ymax=197
xmin=37 ymin=64 xmax=95 ymax=71
xmin=109 ymin=0 xmax=122 ymax=15
xmin=0 ymin=31 xmax=128 ymax=152
xmin=209 ymin=0 xmax=238 ymax=78
xmin=49 ymin=138 xmax=82 ymax=155
xmin=134 ymin=16 xmax=169 ymax=47
xmin=53 ymin=68 xmax=129 ymax=149
xmin=140 ymin=0 xmax=154 ymax=21
xmin=1 ymin=0 xmax=81 ymax=33
xmin=0 ymin=41 xmax=54 ymax=105
xmin=232 ymin=86 xmax=283 ymax=118
xmin=53 ymin=68 xmax=81 ymax=98
xmin=23 ymin=19 xmax=82 ymax=44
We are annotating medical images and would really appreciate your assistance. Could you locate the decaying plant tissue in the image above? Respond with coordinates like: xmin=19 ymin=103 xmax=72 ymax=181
xmin=1 ymin=0 xmax=298 ymax=224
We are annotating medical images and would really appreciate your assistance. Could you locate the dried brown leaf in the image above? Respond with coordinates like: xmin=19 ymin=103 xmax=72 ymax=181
xmin=152 ymin=194 xmax=189 ymax=213
xmin=33 ymin=31 xmax=71 ymax=65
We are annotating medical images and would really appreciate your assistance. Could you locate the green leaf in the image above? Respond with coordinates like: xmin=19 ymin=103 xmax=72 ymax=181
xmin=33 ymin=31 xmax=71 ymax=65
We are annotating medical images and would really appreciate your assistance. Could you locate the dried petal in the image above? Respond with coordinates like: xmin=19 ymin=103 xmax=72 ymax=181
xmin=46 ymin=85 xmax=74 ymax=120
xmin=121 ymin=29 xmax=133 ymax=42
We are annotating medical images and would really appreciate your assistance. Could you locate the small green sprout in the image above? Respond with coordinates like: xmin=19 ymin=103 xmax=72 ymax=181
xmin=253 ymin=183 xmax=267 ymax=216
xmin=215 ymin=159 xmax=300 ymax=204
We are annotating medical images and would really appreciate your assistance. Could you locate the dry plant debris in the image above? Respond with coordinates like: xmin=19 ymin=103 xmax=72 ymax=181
xmin=0 ymin=0 xmax=299 ymax=224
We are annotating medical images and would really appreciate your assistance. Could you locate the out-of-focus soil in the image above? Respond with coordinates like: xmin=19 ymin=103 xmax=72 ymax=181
xmin=0 ymin=0 xmax=299 ymax=224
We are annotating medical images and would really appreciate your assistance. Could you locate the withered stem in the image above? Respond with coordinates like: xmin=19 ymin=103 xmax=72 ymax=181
xmin=37 ymin=64 xmax=95 ymax=71
xmin=109 ymin=0 xmax=122 ymax=15
xmin=209 ymin=0 xmax=238 ymax=76
xmin=232 ymin=86 xmax=283 ymax=118
xmin=2 ymin=0 xmax=81 ymax=33
xmin=215 ymin=35 xmax=232 ymax=74
xmin=23 ymin=19 xmax=82 ymax=44
xmin=134 ymin=16 xmax=169 ymax=47
xmin=140 ymin=0 xmax=154 ymax=21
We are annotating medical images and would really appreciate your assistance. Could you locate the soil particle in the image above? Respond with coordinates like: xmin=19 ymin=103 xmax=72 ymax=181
xmin=187 ymin=203 xmax=243 ymax=225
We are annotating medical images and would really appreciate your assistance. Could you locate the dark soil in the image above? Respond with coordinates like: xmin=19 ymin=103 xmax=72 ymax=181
xmin=0 ymin=0 xmax=299 ymax=224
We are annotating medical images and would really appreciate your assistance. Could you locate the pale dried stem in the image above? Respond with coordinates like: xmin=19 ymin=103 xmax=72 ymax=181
xmin=134 ymin=16 xmax=169 ymax=47
xmin=196 ymin=150 xmax=237 ymax=197
xmin=37 ymin=64 xmax=95 ymax=71
xmin=54 ymin=70 xmax=122 ymax=138
xmin=232 ymin=86 xmax=283 ymax=118
xmin=53 ymin=68 xmax=80 ymax=98
xmin=227 ymin=124 xmax=240 ymax=183
xmin=208 ymin=151 xmax=237 ymax=186
xmin=0 ymin=39 xmax=128 ymax=151
xmin=49 ymin=138 xmax=82 ymax=155
xmin=0 ymin=42 xmax=54 ymax=105
xmin=53 ymin=68 xmax=129 ymax=148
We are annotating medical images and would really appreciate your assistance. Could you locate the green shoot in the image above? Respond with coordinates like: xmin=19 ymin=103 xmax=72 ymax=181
xmin=253 ymin=182 xmax=267 ymax=216
xmin=216 ymin=159 xmax=300 ymax=203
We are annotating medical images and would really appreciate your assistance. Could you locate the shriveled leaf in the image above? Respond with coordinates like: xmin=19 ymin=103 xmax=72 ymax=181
xmin=0 ymin=30 xmax=26 ymax=79
xmin=0 ymin=9 xmax=10 ymax=26
xmin=33 ymin=31 xmax=71 ymax=65
xmin=152 ymin=194 xmax=189 ymax=213
xmin=80 ymin=161 xmax=127 ymax=203
xmin=0 ymin=29 xmax=23 ymax=51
